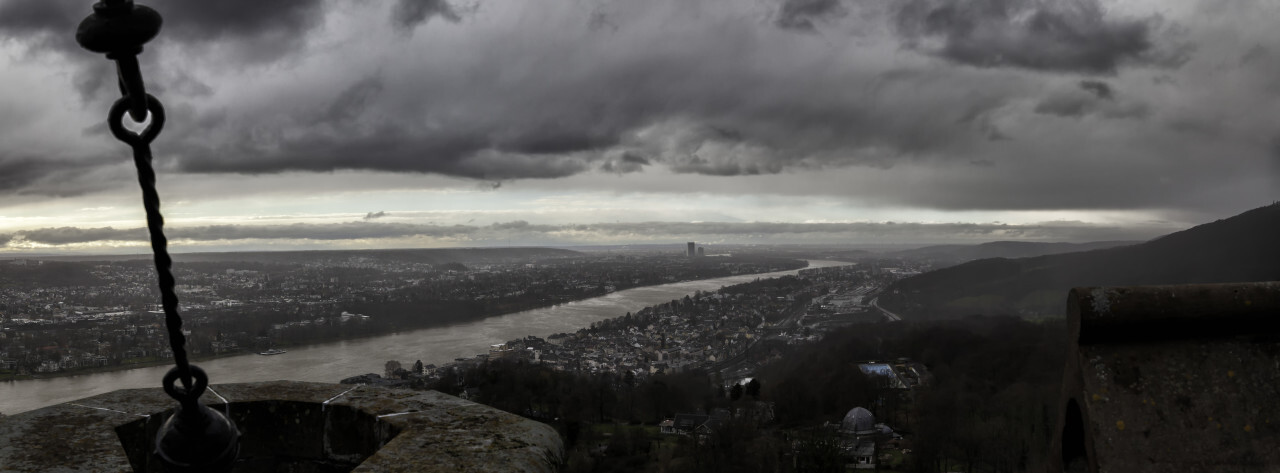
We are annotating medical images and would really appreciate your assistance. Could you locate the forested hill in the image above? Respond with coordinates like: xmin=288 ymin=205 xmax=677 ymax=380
xmin=879 ymin=203 xmax=1280 ymax=318
xmin=885 ymin=240 xmax=1137 ymax=266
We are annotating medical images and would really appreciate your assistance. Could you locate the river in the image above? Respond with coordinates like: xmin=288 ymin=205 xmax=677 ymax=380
xmin=0 ymin=259 xmax=848 ymax=414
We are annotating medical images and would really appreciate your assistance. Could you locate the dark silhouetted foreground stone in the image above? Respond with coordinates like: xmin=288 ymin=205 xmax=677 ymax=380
xmin=0 ymin=381 xmax=563 ymax=472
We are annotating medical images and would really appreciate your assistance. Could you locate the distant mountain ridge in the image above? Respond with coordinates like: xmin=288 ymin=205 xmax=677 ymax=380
xmin=880 ymin=204 xmax=1280 ymax=318
xmin=27 ymin=247 xmax=582 ymax=265
xmin=885 ymin=240 xmax=1138 ymax=265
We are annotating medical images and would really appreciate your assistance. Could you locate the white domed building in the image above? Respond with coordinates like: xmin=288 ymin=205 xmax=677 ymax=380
xmin=840 ymin=407 xmax=880 ymax=469
xmin=841 ymin=407 xmax=878 ymax=436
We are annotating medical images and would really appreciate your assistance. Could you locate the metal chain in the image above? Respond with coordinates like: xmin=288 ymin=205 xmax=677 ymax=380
xmin=79 ymin=9 xmax=240 ymax=473
xmin=78 ymin=0 xmax=202 ymax=398
xmin=106 ymin=95 xmax=196 ymax=393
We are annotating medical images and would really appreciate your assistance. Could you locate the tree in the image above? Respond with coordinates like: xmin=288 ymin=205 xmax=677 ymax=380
xmin=730 ymin=383 xmax=743 ymax=401
xmin=746 ymin=378 xmax=761 ymax=400
xmin=624 ymin=369 xmax=637 ymax=421
xmin=438 ymin=261 xmax=468 ymax=271
xmin=412 ymin=359 xmax=424 ymax=375
xmin=794 ymin=429 xmax=843 ymax=473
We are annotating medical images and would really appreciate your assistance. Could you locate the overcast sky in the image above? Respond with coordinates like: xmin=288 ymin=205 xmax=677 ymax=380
xmin=0 ymin=0 xmax=1275 ymax=252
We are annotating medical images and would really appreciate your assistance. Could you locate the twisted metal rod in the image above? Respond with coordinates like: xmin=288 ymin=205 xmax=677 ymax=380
xmin=107 ymin=95 xmax=194 ymax=393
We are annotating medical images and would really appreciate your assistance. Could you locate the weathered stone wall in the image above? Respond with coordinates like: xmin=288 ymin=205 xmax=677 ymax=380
xmin=1049 ymin=282 xmax=1280 ymax=473
xmin=0 ymin=381 xmax=564 ymax=472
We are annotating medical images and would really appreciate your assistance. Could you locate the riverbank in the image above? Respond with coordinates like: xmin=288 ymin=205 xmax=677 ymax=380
xmin=2 ymin=260 xmax=809 ymax=382
xmin=4 ymin=355 xmax=198 ymax=382
xmin=0 ymin=260 xmax=844 ymax=415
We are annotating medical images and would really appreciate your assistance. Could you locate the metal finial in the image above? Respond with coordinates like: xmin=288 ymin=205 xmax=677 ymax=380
xmin=76 ymin=0 xmax=162 ymax=122
xmin=155 ymin=367 xmax=240 ymax=473
xmin=76 ymin=2 xmax=241 ymax=471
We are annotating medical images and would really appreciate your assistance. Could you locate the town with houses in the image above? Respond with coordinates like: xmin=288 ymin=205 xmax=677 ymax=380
xmin=343 ymin=261 xmax=938 ymax=470
xmin=1 ymin=248 xmax=949 ymax=470
xmin=0 ymin=250 xmax=815 ymax=377
xmin=354 ymin=263 xmax=920 ymax=387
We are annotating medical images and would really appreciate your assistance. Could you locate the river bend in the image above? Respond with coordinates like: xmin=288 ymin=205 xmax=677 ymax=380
xmin=0 ymin=259 xmax=847 ymax=414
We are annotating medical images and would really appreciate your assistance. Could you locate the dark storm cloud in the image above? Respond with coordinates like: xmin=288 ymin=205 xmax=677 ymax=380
xmin=494 ymin=126 xmax=622 ymax=156
xmin=0 ymin=155 xmax=116 ymax=197
xmin=2 ymin=220 xmax=1153 ymax=247
xmin=11 ymin=223 xmax=466 ymax=245
xmin=392 ymin=0 xmax=462 ymax=32
xmin=319 ymin=76 xmax=385 ymax=125
xmin=97 ymin=0 xmax=1048 ymax=183
xmin=894 ymin=0 xmax=1160 ymax=74
xmin=19 ymin=226 xmax=144 ymax=245
xmin=1 ymin=0 xmax=1175 ymax=189
xmin=0 ymin=1 xmax=106 ymax=100
xmin=668 ymin=155 xmax=784 ymax=176
xmin=1033 ymin=83 xmax=1147 ymax=119
xmin=775 ymin=0 xmax=845 ymax=32
xmin=0 ymin=1 xmax=80 ymax=53
xmin=364 ymin=211 xmax=388 ymax=220
xmin=600 ymin=153 xmax=650 ymax=174
xmin=0 ymin=0 xmax=326 ymax=100
xmin=160 ymin=0 xmax=325 ymax=44
xmin=170 ymin=123 xmax=592 ymax=180
xmin=1033 ymin=93 xmax=1092 ymax=117
xmin=1078 ymin=80 xmax=1113 ymax=100
xmin=0 ymin=0 xmax=326 ymax=57
xmin=2 ymin=0 xmax=1269 ymax=217
xmin=68 ymin=61 xmax=116 ymax=101
xmin=0 ymin=158 xmax=65 ymax=193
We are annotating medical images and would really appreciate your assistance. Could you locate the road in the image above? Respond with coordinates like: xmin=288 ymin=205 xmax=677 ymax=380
xmin=870 ymin=296 xmax=903 ymax=322
xmin=774 ymin=298 xmax=809 ymax=329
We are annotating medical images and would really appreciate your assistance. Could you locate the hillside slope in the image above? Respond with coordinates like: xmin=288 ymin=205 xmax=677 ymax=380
xmin=885 ymin=240 xmax=1137 ymax=266
xmin=880 ymin=204 xmax=1280 ymax=318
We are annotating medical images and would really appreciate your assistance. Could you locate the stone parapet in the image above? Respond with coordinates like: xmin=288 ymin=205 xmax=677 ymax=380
xmin=0 ymin=381 xmax=563 ymax=472
xmin=1049 ymin=282 xmax=1280 ymax=473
